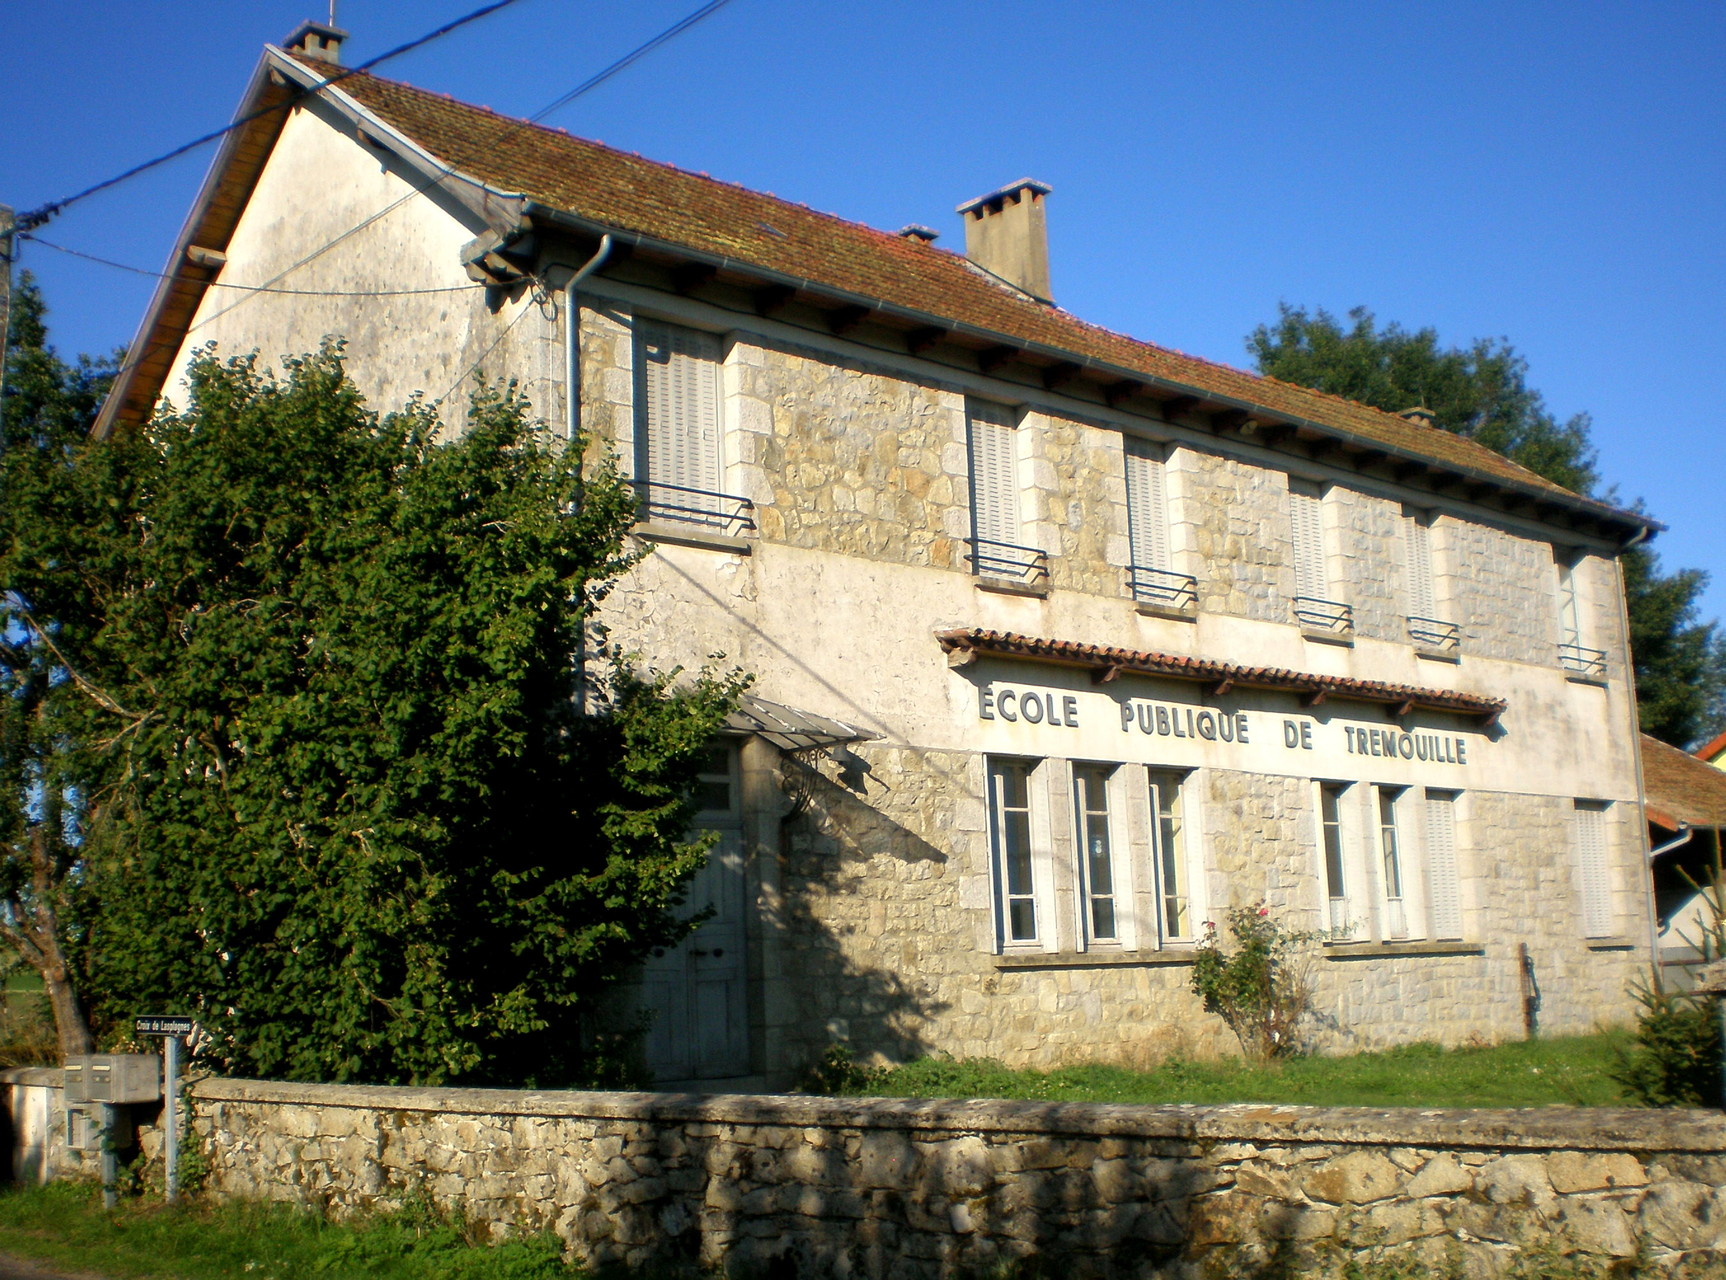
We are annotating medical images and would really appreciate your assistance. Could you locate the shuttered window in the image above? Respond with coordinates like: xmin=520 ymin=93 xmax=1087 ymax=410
xmin=1574 ymin=801 xmax=1613 ymax=938
xmin=1125 ymin=441 xmax=1170 ymax=572
xmin=967 ymin=400 xmax=1020 ymax=549
xmin=1289 ymin=482 xmax=1328 ymax=600
xmin=636 ymin=320 xmax=722 ymax=502
xmin=1425 ymin=790 xmax=1462 ymax=940
xmin=1406 ymin=514 xmax=1436 ymax=619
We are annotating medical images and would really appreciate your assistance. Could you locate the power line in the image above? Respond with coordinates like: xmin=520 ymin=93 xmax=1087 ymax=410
xmin=88 ymin=0 xmax=743 ymax=418
xmin=20 ymin=234 xmax=484 ymax=298
xmin=17 ymin=0 xmax=529 ymax=233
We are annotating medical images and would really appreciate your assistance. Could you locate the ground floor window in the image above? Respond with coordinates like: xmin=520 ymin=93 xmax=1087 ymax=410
xmin=1573 ymin=800 xmax=1614 ymax=938
xmin=1148 ymin=769 xmax=1191 ymax=943
xmin=1376 ymin=786 xmax=1408 ymax=939
xmin=1320 ymin=782 xmax=1352 ymax=935
xmin=1073 ymin=765 xmax=1119 ymax=944
xmin=989 ymin=758 xmax=1040 ymax=946
xmin=1424 ymin=790 xmax=1463 ymax=940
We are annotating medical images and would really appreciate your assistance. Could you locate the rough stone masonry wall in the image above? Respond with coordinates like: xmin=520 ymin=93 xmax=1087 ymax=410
xmin=139 ymin=1079 xmax=1726 ymax=1278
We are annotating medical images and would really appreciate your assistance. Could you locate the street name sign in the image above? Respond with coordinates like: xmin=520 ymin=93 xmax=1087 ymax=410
xmin=135 ymin=1015 xmax=195 ymax=1037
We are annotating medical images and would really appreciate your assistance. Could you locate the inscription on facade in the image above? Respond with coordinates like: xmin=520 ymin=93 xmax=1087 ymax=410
xmin=975 ymin=681 xmax=1475 ymax=768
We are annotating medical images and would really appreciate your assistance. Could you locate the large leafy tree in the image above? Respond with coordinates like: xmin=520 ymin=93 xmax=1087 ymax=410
xmin=1249 ymin=304 xmax=1725 ymax=747
xmin=2 ymin=338 xmax=743 ymax=1084
xmin=0 ymin=274 xmax=120 ymax=1057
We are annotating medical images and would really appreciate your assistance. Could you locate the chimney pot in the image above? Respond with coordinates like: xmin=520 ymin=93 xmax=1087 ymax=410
xmin=898 ymin=224 xmax=940 ymax=244
xmin=956 ymin=179 xmax=1052 ymax=302
xmin=1399 ymin=406 xmax=1437 ymax=427
xmin=283 ymin=19 xmax=349 ymax=66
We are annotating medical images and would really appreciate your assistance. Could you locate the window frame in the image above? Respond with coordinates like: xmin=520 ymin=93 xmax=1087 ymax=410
xmin=1072 ymin=764 xmax=1124 ymax=948
xmin=1318 ymin=781 xmax=1354 ymax=937
xmin=1147 ymin=768 xmax=1195 ymax=946
xmin=987 ymin=757 xmax=1047 ymax=951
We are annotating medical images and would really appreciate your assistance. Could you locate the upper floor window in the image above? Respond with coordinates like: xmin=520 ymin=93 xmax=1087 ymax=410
xmin=633 ymin=320 xmax=754 ymax=535
xmin=1404 ymin=511 xmax=1460 ymax=656
xmin=1555 ymin=554 xmax=1606 ymax=678
xmin=967 ymin=400 xmax=1047 ymax=586
xmin=1125 ymin=441 xmax=1195 ymax=614
xmin=1289 ymin=480 xmax=1352 ymax=637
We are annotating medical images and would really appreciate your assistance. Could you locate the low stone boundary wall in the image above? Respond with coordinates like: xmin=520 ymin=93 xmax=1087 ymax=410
xmin=182 ymin=1078 xmax=1726 ymax=1277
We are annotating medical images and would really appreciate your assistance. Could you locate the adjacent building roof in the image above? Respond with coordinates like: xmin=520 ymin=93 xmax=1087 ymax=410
xmin=936 ymin=628 xmax=1508 ymax=724
xmin=95 ymin=44 xmax=1654 ymax=544
xmin=1643 ymin=734 xmax=1726 ymax=832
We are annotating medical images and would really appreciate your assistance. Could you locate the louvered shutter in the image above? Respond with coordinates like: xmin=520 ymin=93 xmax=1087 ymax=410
xmin=1289 ymin=484 xmax=1328 ymax=599
xmin=1406 ymin=516 xmax=1436 ymax=619
xmin=1574 ymin=803 xmax=1613 ymax=938
xmin=968 ymin=401 xmax=1019 ymax=548
xmin=1424 ymin=792 xmax=1462 ymax=940
xmin=638 ymin=321 xmax=722 ymax=502
xmin=1125 ymin=441 xmax=1169 ymax=572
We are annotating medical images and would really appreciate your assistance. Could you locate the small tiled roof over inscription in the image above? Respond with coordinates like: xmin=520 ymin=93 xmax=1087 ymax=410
xmin=936 ymin=628 xmax=1507 ymax=724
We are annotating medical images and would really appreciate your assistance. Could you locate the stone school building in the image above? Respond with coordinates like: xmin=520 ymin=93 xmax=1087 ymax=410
xmin=96 ymin=24 xmax=1657 ymax=1087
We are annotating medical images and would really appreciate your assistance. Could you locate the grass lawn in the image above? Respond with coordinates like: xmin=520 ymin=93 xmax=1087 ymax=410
xmin=844 ymin=1031 xmax=1634 ymax=1109
xmin=0 ymin=1182 xmax=585 ymax=1280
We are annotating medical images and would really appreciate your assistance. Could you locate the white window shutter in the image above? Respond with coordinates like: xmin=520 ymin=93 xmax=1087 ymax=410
xmin=1424 ymin=792 xmax=1462 ymax=940
xmin=1574 ymin=803 xmax=1613 ymax=938
xmin=1406 ymin=516 xmax=1436 ymax=619
xmin=638 ymin=321 xmax=722 ymax=496
xmin=1125 ymin=441 xmax=1169 ymax=572
xmin=968 ymin=401 xmax=1019 ymax=547
xmin=1290 ymin=485 xmax=1328 ymax=599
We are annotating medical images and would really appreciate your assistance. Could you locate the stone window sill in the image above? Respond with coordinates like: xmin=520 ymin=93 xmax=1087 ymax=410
xmin=1322 ymin=940 xmax=1485 ymax=960
xmin=1586 ymin=937 xmax=1637 ymax=951
xmin=975 ymin=576 xmax=1050 ymax=600
xmin=994 ymin=950 xmax=1196 ymax=971
xmin=1301 ymin=628 xmax=1355 ymax=648
xmin=1135 ymin=601 xmax=1196 ymax=623
xmin=1564 ymin=671 xmax=1610 ymax=688
xmin=1415 ymin=647 xmax=1462 ymax=664
xmin=634 ymin=521 xmax=752 ymax=555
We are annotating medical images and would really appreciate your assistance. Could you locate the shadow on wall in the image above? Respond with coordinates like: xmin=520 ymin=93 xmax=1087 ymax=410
xmin=773 ymin=749 xmax=950 ymax=1076
xmin=642 ymin=1117 xmax=1227 ymax=1280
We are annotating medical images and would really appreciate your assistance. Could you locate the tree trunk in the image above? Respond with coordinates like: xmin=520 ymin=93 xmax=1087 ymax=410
xmin=41 ymin=960 xmax=93 ymax=1058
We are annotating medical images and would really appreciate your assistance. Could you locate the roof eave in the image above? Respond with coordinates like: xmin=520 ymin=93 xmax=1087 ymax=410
xmin=525 ymin=203 xmax=1654 ymax=544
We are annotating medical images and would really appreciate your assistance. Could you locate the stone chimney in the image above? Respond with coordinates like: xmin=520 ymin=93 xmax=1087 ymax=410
xmin=283 ymin=19 xmax=349 ymax=65
xmin=956 ymin=179 xmax=1052 ymax=303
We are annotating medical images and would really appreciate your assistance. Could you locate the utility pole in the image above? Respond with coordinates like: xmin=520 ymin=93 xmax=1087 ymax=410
xmin=0 ymin=204 xmax=14 ymax=413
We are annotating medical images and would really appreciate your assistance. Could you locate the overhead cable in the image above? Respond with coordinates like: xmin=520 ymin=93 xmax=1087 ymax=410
xmin=16 ymin=0 xmax=528 ymax=233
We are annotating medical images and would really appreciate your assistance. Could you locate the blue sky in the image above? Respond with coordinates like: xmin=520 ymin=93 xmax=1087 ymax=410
xmin=4 ymin=1 xmax=1722 ymax=626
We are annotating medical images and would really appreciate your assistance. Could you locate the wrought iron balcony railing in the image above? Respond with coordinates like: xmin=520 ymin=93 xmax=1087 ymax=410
xmin=1129 ymin=564 xmax=1198 ymax=612
xmin=968 ymin=537 xmax=1050 ymax=585
xmin=1558 ymin=642 xmax=1608 ymax=679
xmin=631 ymin=480 xmax=756 ymax=537
xmin=1294 ymin=595 xmax=1355 ymax=635
xmin=1407 ymin=615 xmax=1462 ymax=654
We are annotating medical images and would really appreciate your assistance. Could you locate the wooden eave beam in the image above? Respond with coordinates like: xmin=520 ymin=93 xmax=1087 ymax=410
xmin=752 ymin=283 xmax=797 ymax=316
xmin=977 ymin=344 xmax=1018 ymax=373
xmin=904 ymin=325 xmax=945 ymax=354
xmin=1042 ymin=361 xmax=1082 ymax=391
xmin=1103 ymin=379 xmax=1142 ymax=407
xmin=1091 ymin=663 xmax=1123 ymax=685
xmin=671 ymin=261 xmax=717 ymax=295
xmin=1159 ymin=394 xmax=1201 ymax=420
xmin=828 ymin=303 xmax=873 ymax=335
xmin=1351 ymin=448 xmax=1388 ymax=470
xmin=1301 ymin=687 xmax=1329 ymax=708
xmin=1212 ymin=409 xmax=1252 ymax=433
xmin=1256 ymin=424 xmax=1295 ymax=448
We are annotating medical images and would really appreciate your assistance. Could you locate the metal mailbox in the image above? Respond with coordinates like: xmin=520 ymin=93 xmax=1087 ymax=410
xmin=63 ymin=1054 xmax=161 ymax=1105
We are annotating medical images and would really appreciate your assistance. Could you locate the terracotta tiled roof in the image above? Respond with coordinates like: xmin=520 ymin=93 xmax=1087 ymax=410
xmin=935 ymin=628 xmax=1507 ymax=724
xmin=1643 ymin=734 xmax=1726 ymax=830
xmin=315 ymin=61 xmax=1617 ymax=515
